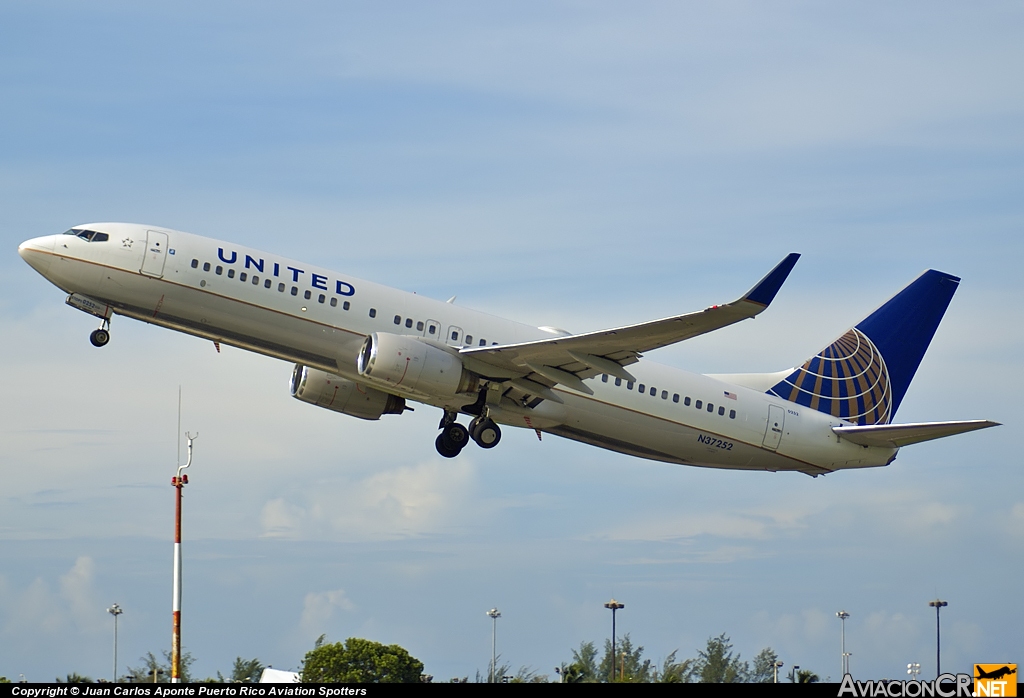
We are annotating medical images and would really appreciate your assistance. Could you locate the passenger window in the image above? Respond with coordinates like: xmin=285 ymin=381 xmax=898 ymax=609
xmin=405 ymin=318 xmax=413 ymax=328
xmin=216 ymin=266 xmax=223 ymax=275
xmin=416 ymin=321 xmax=424 ymax=331
xmin=650 ymin=387 xmax=656 ymax=396
xmin=228 ymin=269 xmax=235 ymax=279
xmin=479 ymin=339 xmax=486 ymax=346
xmin=240 ymin=272 xmax=247 ymax=282
xmin=304 ymin=290 xmax=311 ymax=300
xmin=330 ymin=297 xmax=337 ymax=307
xmin=684 ymin=397 xmax=691 ymax=406
xmin=729 ymin=409 xmax=736 ymax=419
xmin=191 ymin=259 xmax=199 ymax=268
xmin=718 ymin=406 xmax=725 ymax=416
xmin=662 ymin=390 xmax=668 ymax=399
xmin=290 ymin=286 xmax=298 ymax=296
xmin=465 ymin=335 xmax=473 ymax=344
xmin=264 ymin=279 xmax=271 ymax=289
xmin=318 ymin=294 xmax=325 ymax=304
xmin=428 ymin=324 xmax=436 ymax=334
xmin=615 ymin=378 xmax=622 ymax=387
xmin=707 ymin=403 xmax=714 ymax=413
xmin=394 ymin=315 xmax=401 ymax=325
xmin=602 ymin=375 xmax=608 ymax=383
xmin=627 ymin=381 xmax=634 ymax=390
xmin=451 ymin=331 xmax=459 ymax=341
xmin=252 ymin=276 xmax=259 ymax=285
xmin=369 ymin=308 xmax=377 ymax=318
xmin=343 ymin=301 xmax=350 ymax=310
xmin=278 ymin=283 xmax=285 ymax=292
xmin=695 ymin=400 xmax=702 ymax=409
xmin=673 ymin=394 xmax=679 ymax=403
xmin=638 ymin=384 xmax=645 ymax=393
xmin=203 ymin=262 xmax=211 ymax=272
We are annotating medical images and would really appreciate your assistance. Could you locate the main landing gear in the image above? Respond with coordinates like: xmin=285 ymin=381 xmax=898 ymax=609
xmin=434 ymin=409 xmax=502 ymax=458
xmin=89 ymin=319 xmax=111 ymax=347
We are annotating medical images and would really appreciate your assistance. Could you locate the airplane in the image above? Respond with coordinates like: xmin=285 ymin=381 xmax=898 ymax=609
xmin=18 ymin=223 xmax=998 ymax=476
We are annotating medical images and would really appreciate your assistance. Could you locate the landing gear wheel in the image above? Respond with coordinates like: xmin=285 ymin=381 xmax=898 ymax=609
xmin=435 ymin=434 xmax=461 ymax=458
xmin=441 ymin=422 xmax=469 ymax=451
xmin=90 ymin=329 xmax=110 ymax=347
xmin=470 ymin=418 xmax=501 ymax=448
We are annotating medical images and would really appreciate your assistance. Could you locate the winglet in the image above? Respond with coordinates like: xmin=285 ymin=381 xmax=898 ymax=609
xmin=742 ymin=253 xmax=801 ymax=307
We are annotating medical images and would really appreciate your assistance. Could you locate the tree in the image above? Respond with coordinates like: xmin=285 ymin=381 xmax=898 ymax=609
xmin=565 ymin=641 xmax=599 ymax=682
xmin=300 ymin=637 xmax=423 ymax=683
xmin=750 ymin=647 xmax=780 ymax=683
xmin=692 ymin=633 xmax=749 ymax=683
xmin=126 ymin=650 xmax=195 ymax=683
xmin=598 ymin=634 xmax=652 ymax=682
xmin=657 ymin=650 xmax=694 ymax=683
xmin=55 ymin=674 xmax=93 ymax=683
xmin=229 ymin=657 xmax=264 ymax=683
xmin=797 ymin=669 xmax=820 ymax=683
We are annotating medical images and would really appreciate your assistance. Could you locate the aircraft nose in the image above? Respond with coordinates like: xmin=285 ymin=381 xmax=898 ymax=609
xmin=18 ymin=235 xmax=55 ymax=275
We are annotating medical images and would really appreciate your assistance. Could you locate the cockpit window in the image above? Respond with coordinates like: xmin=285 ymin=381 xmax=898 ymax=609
xmin=64 ymin=229 xmax=108 ymax=242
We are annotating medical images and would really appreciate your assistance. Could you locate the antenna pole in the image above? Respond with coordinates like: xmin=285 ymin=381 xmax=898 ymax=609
xmin=171 ymin=431 xmax=196 ymax=683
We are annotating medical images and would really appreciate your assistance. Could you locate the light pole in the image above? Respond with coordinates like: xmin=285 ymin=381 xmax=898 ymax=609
xmin=604 ymin=599 xmax=624 ymax=682
xmin=908 ymin=663 xmax=921 ymax=681
xmin=486 ymin=608 xmax=501 ymax=683
xmin=107 ymin=603 xmax=123 ymax=683
xmin=837 ymin=610 xmax=851 ymax=676
xmin=773 ymin=661 xmax=784 ymax=683
xmin=792 ymin=664 xmax=800 ymax=683
xmin=928 ymin=599 xmax=947 ymax=678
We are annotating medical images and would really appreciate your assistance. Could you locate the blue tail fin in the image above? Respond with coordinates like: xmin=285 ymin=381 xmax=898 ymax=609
xmin=767 ymin=270 xmax=960 ymax=424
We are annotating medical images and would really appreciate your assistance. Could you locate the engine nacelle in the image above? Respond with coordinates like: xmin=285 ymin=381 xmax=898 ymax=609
xmin=290 ymin=365 xmax=406 ymax=421
xmin=357 ymin=332 xmax=477 ymax=397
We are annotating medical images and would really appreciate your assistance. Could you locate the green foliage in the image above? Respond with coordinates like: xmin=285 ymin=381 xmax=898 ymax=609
xmin=0 ymin=677 xmax=10 ymax=683
xmin=564 ymin=641 xmax=598 ymax=682
xmin=750 ymin=647 xmax=781 ymax=683
xmin=693 ymin=633 xmax=749 ymax=683
xmin=598 ymin=634 xmax=652 ymax=682
xmin=797 ymin=669 xmax=820 ymax=683
xmin=126 ymin=650 xmax=195 ymax=683
xmin=301 ymin=638 xmax=424 ymax=683
xmin=56 ymin=674 xmax=94 ymax=683
xmin=657 ymin=650 xmax=693 ymax=683
xmin=230 ymin=657 xmax=265 ymax=683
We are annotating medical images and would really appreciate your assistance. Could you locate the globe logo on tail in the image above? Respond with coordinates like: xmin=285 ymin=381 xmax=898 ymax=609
xmin=769 ymin=328 xmax=892 ymax=425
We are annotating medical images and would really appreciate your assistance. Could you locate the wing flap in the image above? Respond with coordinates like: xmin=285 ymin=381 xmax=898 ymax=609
xmin=832 ymin=420 xmax=1000 ymax=448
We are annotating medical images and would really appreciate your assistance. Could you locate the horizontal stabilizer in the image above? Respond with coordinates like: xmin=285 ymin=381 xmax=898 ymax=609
xmin=832 ymin=420 xmax=999 ymax=448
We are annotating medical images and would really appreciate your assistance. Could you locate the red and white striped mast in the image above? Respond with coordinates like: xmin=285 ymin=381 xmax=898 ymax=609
xmin=171 ymin=431 xmax=195 ymax=683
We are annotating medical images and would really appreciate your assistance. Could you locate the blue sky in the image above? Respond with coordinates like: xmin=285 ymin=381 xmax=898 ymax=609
xmin=1 ymin=0 xmax=1022 ymax=683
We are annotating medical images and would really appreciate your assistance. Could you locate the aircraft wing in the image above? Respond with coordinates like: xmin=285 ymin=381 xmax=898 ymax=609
xmin=459 ymin=253 xmax=800 ymax=398
xmin=832 ymin=420 xmax=1000 ymax=448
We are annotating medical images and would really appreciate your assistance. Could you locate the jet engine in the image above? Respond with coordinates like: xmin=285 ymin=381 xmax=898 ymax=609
xmin=357 ymin=332 xmax=478 ymax=397
xmin=290 ymin=364 xmax=406 ymax=420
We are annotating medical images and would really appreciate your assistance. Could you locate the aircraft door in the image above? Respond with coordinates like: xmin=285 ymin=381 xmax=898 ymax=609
xmin=762 ymin=404 xmax=785 ymax=451
xmin=423 ymin=320 xmax=440 ymax=340
xmin=446 ymin=325 xmax=463 ymax=346
xmin=140 ymin=230 xmax=168 ymax=277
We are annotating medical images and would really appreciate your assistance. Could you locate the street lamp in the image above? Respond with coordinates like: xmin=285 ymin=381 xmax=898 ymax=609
xmin=792 ymin=664 xmax=800 ymax=683
xmin=107 ymin=603 xmax=123 ymax=683
xmin=486 ymin=608 xmax=501 ymax=683
xmin=773 ymin=661 xmax=784 ymax=683
xmin=928 ymin=599 xmax=948 ymax=678
xmin=604 ymin=599 xmax=624 ymax=682
xmin=837 ymin=610 xmax=851 ymax=676
xmin=908 ymin=663 xmax=921 ymax=680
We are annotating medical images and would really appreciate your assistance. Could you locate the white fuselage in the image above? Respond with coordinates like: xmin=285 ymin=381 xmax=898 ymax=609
xmin=18 ymin=223 xmax=896 ymax=475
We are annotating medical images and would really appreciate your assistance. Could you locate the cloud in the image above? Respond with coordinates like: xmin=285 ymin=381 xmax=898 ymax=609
xmin=299 ymin=589 xmax=356 ymax=634
xmin=259 ymin=458 xmax=482 ymax=541
xmin=0 ymin=556 xmax=102 ymax=638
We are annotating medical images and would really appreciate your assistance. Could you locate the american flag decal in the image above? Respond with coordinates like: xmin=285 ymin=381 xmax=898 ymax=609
xmin=724 ymin=391 xmax=737 ymax=400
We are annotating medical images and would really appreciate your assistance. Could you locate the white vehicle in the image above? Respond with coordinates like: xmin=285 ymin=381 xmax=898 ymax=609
xmin=18 ymin=223 xmax=998 ymax=476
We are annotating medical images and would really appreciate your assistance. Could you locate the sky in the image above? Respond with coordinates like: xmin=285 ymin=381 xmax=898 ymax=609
xmin=1 ymin=0 xmax=1022 ymax=683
